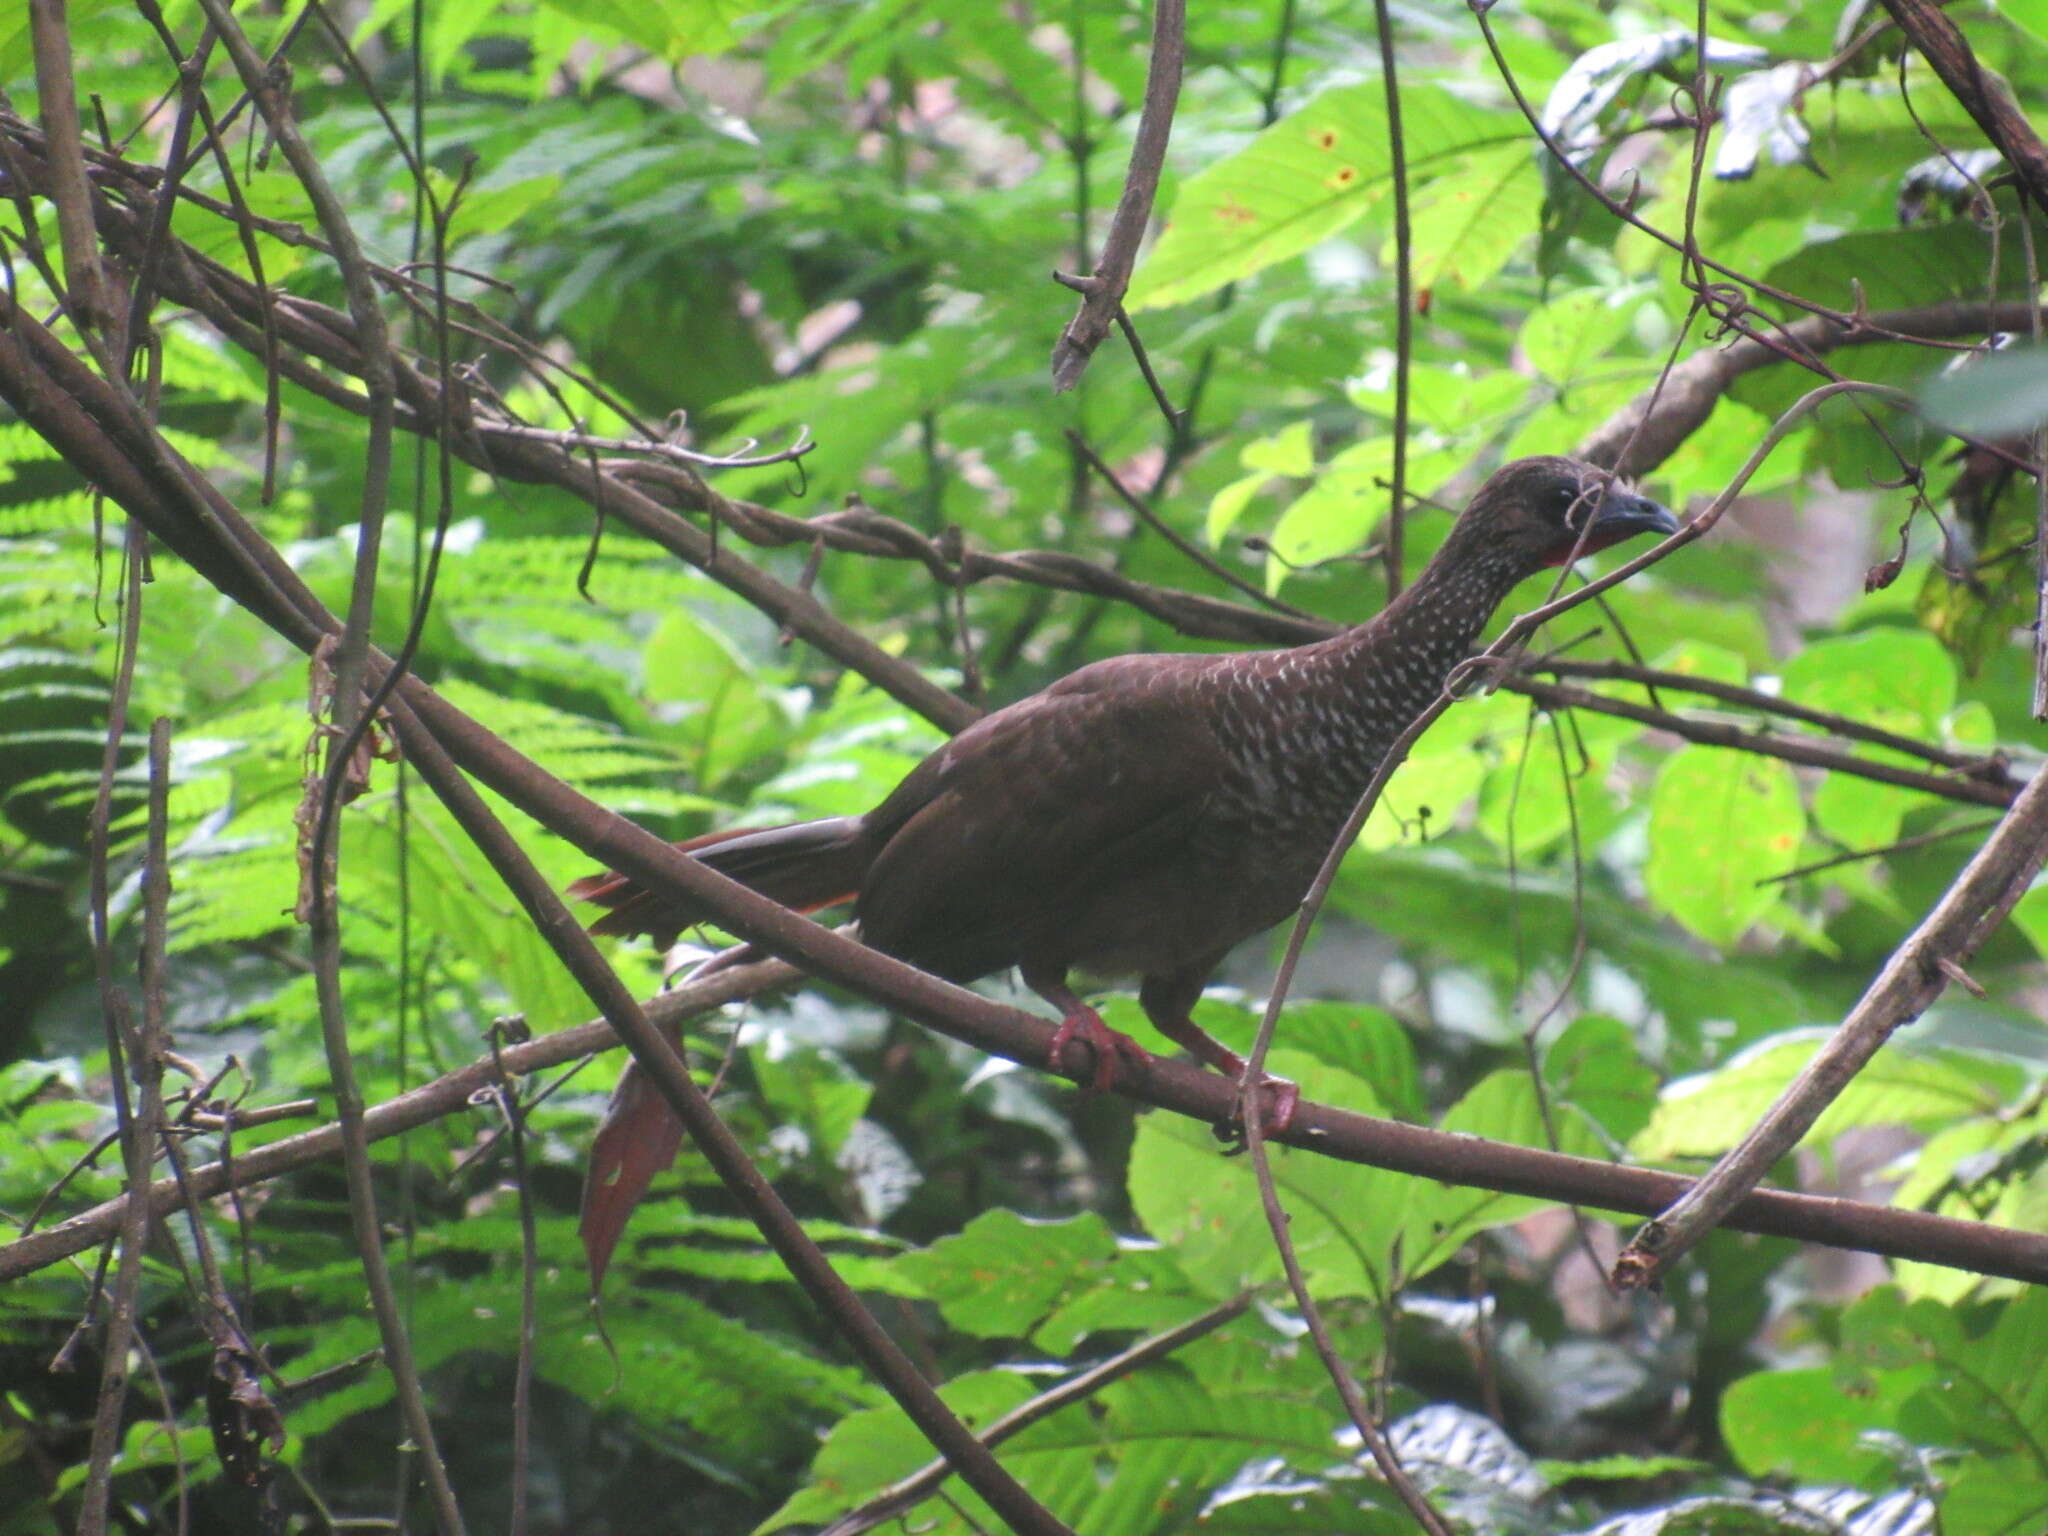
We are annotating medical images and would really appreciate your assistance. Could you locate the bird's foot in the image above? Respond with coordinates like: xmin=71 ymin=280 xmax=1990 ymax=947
xmin=1217 ymin=1069 xmax=1300 ymax=1151
xmin=1048 ymin=1006 xmax=1150 ymax=1093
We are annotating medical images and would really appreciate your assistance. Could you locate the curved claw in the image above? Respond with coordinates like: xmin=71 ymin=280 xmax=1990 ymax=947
xmin=1048 ymin=1006 xmax=1150 ymax=1093
xmin=1224 ymin=1071 xmax=1300 ymax=1146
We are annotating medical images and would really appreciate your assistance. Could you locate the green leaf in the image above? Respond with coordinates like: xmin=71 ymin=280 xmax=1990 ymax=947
xmin=1779 ymin=628 xmax=1956 ymax=732
xmin=642 ymin=608 xmax=782 ymax=785
xmin=1545 ymin=1015 xmax=1658 ymax=1144
xmin=2014 ymin=886 xmax=2048 ymax=965
xmin=1646 ymin=747 xmax=1804 ymax=948
xmin=891 ymin=1211 xmax=1118 ymax=1339
xmin=1809 ymin=763 xmax=1929 ymax=851
xmin=757 ymin=1369 xmax=1036 ymax=1532
xmin=1396 ymin=1070 xmax=1604 ymax=1276
xmin=536 ymin=0 xmax=766 ymax=60
xmin=1403 ymin=143 xmax=1545 ymax=297
xmin=1129 ymin=1049 xmax=1408 ymax=1298
xmin=1519 ymin=288 xmax=1638 ymax=389
xmin=1362 ymin=688 xmax=1524 ymax=850
xmin=1133 ymin=84 xmax=1522 ymax=309
xmin=1721 ymin=1366 xmax=1906 ymax=1484
xmin=1653 ymin=639 xmax=1750 ymax=687
xmin=1241 ymin=420 xmax=1317 ymax=476
xmin=1208 ymin=423 xmax=1317 ymax=544
xmin=1921 ymin=345 xmax=2048 ymax=438
xmin=1634 ymin=1030 xmax=2023 ymax=1159
xmin=1533 ymin=1452 xmax=1709 ymax=1483
xmin=445 ymin=171 xmax=566 ymax=238
xmin=1475 ymin=696 xmax=1620 ymax=857
xmin=751 ymin=1042 xmax=869 ymax=1162
xmin=170 ymin=172 xmax=311 ymax=282
xmin=1348 ymin=365 xmax=1532 ymax=437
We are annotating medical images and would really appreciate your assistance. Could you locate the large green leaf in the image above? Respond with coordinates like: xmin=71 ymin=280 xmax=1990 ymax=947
xmin=1634 ymin=1029 xmax=2024 ymax=1159
xmin=1132 ymin=84 xmax=1524 ymax=309
xmin=1646 ymin=747 xmax=1804 ymax=948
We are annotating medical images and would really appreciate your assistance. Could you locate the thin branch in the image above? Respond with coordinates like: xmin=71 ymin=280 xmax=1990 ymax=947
xmin=1502 ymin=675 xmax=2019 ymax=810
xmin=26 ymin=0 xmax=111 ymax=331
xmin=74 ymin=526 xmax=152 ymax=1536
xmin=1242 ymin=1117 xmax=1451 ymax=1536
xmin=1529 ymin=657 xmax=2010 ymax=776
xmin=819 ymin=1294 xmax=1252 ymax=1536
xmin=1050 ymin=0 xmax=1184 ymax=389
xmin=1066 ymin=429 xmax=1311 ymax=616
xmin=2021 ymin=190 xmax=2048 ymax=722
xmin=484 ymin=1027 xmax=538 ymax=1536
xmin=1757 ymin=817 xmax=2001 ymax=885
xmin=185 ymin=2 xmax=461 ymax=1525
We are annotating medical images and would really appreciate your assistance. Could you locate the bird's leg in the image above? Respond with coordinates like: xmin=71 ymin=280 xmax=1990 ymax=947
xmin=1139 ymin=967 xmax=1299 ymax=1137
xmin=1024 ymin=963 xmax=1150 ymax=1093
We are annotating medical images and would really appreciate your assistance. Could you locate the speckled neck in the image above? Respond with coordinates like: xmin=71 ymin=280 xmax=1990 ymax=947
xmin=1320 ymin=529 xmax=1534 ymax=729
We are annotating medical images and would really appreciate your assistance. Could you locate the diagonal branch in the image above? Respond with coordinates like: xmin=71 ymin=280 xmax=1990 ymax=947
xmin=369 ymin=690 xmax=1075 ymax=1536
xmin=1878 ymin=0 xmax=2048 ymax=211
xmin=1614 ymin=750 xmax=2048 ymax=1287
xmin=1049 ymin=0 xmax=1184 ymax=390
xmin=820 ymin=1294 xmax=1252 ymax=1536
xmin=1577 ymin=299 xmax=2048 ymax=479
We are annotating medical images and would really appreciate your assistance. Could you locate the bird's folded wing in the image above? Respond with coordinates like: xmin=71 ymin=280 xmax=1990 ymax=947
xmin=856 ymin=661 xmax=1228 ymax=975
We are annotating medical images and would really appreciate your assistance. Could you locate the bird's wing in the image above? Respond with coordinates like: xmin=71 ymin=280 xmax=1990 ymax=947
xmin=855 ymin=656 xmax=1228 ymax=978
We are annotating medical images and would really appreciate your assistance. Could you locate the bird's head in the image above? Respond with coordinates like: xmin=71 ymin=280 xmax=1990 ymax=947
xmin=1452 ymin=455 xmax=1680 ymax=576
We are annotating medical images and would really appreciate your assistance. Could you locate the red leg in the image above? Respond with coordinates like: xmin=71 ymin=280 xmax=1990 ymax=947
xmin=1140 ymin=967 xmax=1298 ymax=1136
xmin=1024 ymin=964 xmax=1149 ymax=1092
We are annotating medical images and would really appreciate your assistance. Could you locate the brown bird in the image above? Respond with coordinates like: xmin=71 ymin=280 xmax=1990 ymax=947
xmin=572 ymin=456 xmax=1676 ymax=1278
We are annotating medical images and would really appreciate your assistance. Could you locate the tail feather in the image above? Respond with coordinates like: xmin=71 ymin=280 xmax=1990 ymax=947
xmin=570 ymin=817 xmax=867 ymax=946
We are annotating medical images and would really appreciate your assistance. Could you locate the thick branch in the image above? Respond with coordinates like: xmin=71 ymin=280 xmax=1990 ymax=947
xmin=7 ymin=964 xmax=2046 ymax=1287
xmin=1578 ymin=300 xmax=2048 ymax=479
xmin=1878 ymin=0 xmax=2048 ymax=212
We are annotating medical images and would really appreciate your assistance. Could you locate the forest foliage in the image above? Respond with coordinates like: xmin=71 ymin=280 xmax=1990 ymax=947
xmin=4 ymin=0 xmax=2048 ymax=1532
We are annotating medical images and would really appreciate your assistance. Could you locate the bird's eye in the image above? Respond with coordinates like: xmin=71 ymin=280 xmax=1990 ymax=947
xmin=1551 ymin=484 xmax=1583 ymax=522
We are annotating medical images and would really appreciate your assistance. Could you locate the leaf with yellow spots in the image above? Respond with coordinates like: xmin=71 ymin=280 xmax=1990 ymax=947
xmin=1646 ymin=746 xmax=1806 ymax=949
xmin=1399 ymin=142 xmax=1545 ymax=295
xmin=1131 ymin=84 xmax=1523 ymax=310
